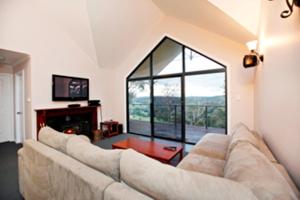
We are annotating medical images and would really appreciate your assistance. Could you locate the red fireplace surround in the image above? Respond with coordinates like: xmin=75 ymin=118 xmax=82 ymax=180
xmin=35 ymin=106 xmax=99 ymax=139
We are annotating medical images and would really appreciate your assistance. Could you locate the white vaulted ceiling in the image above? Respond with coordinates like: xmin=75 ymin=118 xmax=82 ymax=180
xmin=85 ymin=0 xmax=261 ymax=69
xmin=151 ymin=0 xmax=257 ymax=43
xmin=208 ymin=0 xmax=261 ymax=35
xmin=86 ymin=0 xmax=163 ymax=69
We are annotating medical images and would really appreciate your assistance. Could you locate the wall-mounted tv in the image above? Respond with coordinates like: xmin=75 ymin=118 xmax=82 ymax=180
xmin=52 ymin=75 xmax=89 ymax=101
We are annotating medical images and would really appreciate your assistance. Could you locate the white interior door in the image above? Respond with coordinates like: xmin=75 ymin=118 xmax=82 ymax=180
xmin=0 ymin=74 xmax=14 ymax=143
xmin=15 ymin=71 xmax=25 ymax=143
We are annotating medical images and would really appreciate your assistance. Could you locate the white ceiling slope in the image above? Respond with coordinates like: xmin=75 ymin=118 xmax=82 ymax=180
xmin=86 ymin=0 xmax=163 ymax=68
xmin=86 ymin=0 xmax=259 ymax=69
xmin=151 ymin=0 xmax=256 ymax=44
xmin=208 ymin=0 xmax=261 ymax=36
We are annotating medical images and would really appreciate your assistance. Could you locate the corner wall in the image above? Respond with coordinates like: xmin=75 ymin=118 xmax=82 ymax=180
xmin=110 ymin=17 xmax=255 ymax=134
xmin=0 ymin=0 xmax=115 ymax=138
xmin=255 ymin=1 xmax=300 ymax=187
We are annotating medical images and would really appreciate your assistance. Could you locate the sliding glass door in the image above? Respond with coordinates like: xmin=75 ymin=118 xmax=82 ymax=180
xmin=126 ymin=37 xmax=227 ymax=144
xmin=128 ymin=80 xmax=151 ymax=136
xmin=185 ymin=73 xmax=226 ymax=143
xmin=153 ymin=77 xmax=182 ymax=140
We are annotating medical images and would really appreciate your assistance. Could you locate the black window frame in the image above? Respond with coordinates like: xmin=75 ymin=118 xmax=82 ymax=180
xmin=126 ymin=36 xmax=227 ymax=144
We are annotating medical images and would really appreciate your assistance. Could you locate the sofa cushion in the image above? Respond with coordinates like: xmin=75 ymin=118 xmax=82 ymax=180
xmin=104 ymin=182 xmax=153 ymax=200
xmin=273 ymin=163 xmax=300 ymax=199
xmin=231 ymin=122 xmax=251 ymax=136
xmin=22 ymin=140 xmax=114 ymax=200
xmin=66 ymin=136 xmax=122 ymax=181
xmin=39 ymin=126 xmax=75 ymax=153
xmin=190 ymin=133 xmax=230 ymax=160
xmin=120 ymin=149 xmax=257 ymax=200
xmin=230 ymin=124 xmax=278 ymax=163
xmin=224 ymin=142 xmax=298 ymax=200
xmin=227 ymin=125 xmax=260 ymax=157
xmin=257 ymin=137 xmax=277 ymax=163
xmin=177 ymin=153 xmax=225 ymax=177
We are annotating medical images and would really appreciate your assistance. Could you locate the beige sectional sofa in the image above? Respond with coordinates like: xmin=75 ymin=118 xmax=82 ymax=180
xmin=18 ymin=124 xmax=299 ymax=200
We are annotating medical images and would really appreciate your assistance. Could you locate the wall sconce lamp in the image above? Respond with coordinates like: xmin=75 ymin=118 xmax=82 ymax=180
xmin=269 ymin=0 xmax=300 ymax=18
xmin=243 ymin=40 xmax=264 ymax=68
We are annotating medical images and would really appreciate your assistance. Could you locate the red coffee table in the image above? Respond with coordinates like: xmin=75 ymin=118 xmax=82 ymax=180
xmin=112 ymin=137 xmax=183 ymax=164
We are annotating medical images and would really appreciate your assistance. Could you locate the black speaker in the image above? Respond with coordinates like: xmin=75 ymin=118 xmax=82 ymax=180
xmin=68 ymin=104 xmax=81 ymax=108
xmin=88 ymin=100 xmax=101 ymax=106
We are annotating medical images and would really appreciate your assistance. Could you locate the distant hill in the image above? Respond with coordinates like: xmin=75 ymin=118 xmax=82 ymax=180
xmin=131 ymin=95 xmax=225 ymax=106
xmin=185 ymin=96 xmax=225 ymax=106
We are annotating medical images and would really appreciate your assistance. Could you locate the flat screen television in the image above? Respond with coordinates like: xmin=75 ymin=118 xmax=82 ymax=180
xmin=52 ymin=75 xmax=89 ymax=101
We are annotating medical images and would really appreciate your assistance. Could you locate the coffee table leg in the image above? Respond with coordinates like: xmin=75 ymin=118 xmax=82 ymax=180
xmin=179 ymin=149 xmax=183 ymax=161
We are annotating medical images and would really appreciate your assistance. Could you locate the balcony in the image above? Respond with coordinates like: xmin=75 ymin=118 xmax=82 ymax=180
xmin=129 ymin=104 xmax=226 ymax=144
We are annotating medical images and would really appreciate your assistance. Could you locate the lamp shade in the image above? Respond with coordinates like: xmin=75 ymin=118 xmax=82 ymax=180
xmin=243 ymin=54 xmax=258 ymax=68
xmin=246 ymin=40 xmax=258 ymax=51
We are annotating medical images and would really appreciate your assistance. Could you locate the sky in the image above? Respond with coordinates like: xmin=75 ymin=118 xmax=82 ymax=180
xmin=130 ymin=49 xmax=225 ymax=98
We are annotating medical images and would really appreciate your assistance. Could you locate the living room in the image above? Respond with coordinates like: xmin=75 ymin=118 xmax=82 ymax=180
xmin=0 ymin=0 xmax=299 ymax=199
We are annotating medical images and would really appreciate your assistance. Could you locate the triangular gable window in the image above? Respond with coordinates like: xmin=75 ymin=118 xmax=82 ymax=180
xmin=129 ymin=57 xmax=150 ymax=79
xmin=185 ymin=48 xmax=223 ymax=72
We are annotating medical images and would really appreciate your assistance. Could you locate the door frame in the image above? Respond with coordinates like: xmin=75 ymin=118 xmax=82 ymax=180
xmin=126 ymin=36 xmax=227 ymax=144
xmin=14 ymin=70 xmax=26 ymax=143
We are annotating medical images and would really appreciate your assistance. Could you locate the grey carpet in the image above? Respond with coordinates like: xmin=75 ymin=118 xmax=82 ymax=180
xmin=0 ymin=142 xmax=23 ymax=200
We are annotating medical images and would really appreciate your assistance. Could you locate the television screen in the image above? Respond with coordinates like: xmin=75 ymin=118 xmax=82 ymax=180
xmin=52 ymin=75 xmax=89 ymax=101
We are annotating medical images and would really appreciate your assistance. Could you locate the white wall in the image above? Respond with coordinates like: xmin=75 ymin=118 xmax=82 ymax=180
xmin=0 ymin=0 xmax=114 ymax=139
xmin=110 ymin=17 xmax=255 ymax=133
xmin=0 ymin=0 xmax=255 ymax=142
xmin=255 ymin=1 xmax=300 ymax=187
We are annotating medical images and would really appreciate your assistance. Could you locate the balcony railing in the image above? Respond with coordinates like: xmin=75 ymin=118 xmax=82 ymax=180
xmin=129 ymin=103 xmax=226 ymax=143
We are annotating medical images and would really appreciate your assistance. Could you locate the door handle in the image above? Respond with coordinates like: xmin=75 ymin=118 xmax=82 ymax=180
xmin=16 ymin=112 xmax=22 ymax=115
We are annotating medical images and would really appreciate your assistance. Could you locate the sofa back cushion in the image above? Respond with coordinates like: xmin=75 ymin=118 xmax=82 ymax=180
xmin=228 ymin=124 xmax=260 ymax=156
xmin=120 ymin=149 xmax=257 ymax=200
xmin=177 ymin=153 xmax=225 ymax=177
xmin=256 ymin=136 xmax=277 ymax=163
xmin=39 ymin=127 xmax=74 ymax=153
xmin=39 ymin=126 xmax=90 ymax=154
xmin=229 ymin=123 xmax=278 ymax=163
xmin=273 ymin=163 xmax=300 ymax=199
xmin=190 ymin=133 xmax=230 ymax=160
xmin=21 ymin=140 xmax=114 ymax=200
xmin=224 ymin=142 xmax=297 ymax=200
xmin=231 ymin=122 xmax=250 ymax=135
xmin=66 ymin=136 xmax=122 ymax=181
